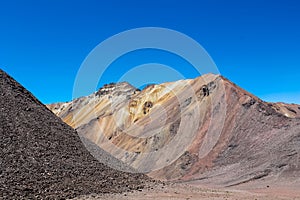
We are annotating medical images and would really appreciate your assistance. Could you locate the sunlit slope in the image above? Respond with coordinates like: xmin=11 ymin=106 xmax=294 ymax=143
xmin=48 ymin=74 xmax=300 ymax=188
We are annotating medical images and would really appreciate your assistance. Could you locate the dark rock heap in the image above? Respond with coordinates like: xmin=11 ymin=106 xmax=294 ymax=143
xmin=0 ymin=69 xmax=151 ymax=199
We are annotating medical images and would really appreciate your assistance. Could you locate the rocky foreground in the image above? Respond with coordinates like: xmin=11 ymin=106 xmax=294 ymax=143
xmin=74 ymin=183 xmax=300 ymax=200
xmin=0 ymin=69 xmax=153 ymax=199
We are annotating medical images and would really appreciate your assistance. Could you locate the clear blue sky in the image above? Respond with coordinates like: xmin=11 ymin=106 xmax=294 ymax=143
xmin=1 ymin=0 xmax=299 ymax=104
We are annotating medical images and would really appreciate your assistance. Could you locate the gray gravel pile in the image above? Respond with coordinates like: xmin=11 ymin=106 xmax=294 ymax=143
xmin=0 ymin=69 xmax=152 ymax=199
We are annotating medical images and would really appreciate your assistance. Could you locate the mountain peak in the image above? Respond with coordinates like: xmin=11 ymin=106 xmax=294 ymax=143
xmin=96 ymin=81 xmax=137 ymax=96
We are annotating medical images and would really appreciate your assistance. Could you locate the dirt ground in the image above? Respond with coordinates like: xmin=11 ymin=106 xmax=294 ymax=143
xmin=74 ymin=183 xmax=300 ymax=200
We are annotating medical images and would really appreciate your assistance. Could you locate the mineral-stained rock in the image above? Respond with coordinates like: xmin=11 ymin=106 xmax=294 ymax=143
xmin=48 ymin=73 xmax=300 ymax=189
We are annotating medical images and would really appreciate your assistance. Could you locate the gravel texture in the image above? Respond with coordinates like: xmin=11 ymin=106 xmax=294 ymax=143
xmin=0 ymin=69 xmax=153 ymax=199
xmin=73 ymin=182 xmax=300 ymax=200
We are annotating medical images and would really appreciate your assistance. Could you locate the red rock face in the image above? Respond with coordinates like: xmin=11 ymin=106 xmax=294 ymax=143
xmin=48 ymin=74 xmax=300 ymax=189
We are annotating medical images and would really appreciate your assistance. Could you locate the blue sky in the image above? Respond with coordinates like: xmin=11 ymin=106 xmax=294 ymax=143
xmin=0 ymin=0 xmax=299 ymax=104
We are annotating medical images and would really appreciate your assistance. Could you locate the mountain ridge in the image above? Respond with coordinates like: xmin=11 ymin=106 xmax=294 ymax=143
xmin=48 ymin=73 xmax=300 ymax=190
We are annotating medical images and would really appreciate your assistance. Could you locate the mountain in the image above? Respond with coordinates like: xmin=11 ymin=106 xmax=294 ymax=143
xmin=0 ymin=69 xmax=151 ymax=199
xmin=48 ymin=74 xmax=300 ymax=190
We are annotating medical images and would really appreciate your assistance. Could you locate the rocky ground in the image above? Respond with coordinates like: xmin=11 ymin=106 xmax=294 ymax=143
xmin=74 ymin=182 xmax=300 ymax=200
xmin=0 ymin=69 xmax=153 ymax=199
